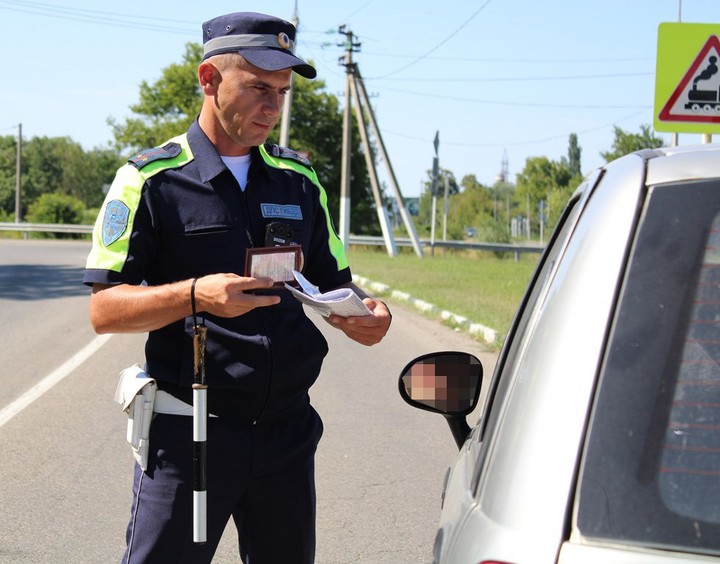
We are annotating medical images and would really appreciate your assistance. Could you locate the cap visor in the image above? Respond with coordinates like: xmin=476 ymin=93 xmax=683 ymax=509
xmin=241 ymin=49 xmax=316 ymax=79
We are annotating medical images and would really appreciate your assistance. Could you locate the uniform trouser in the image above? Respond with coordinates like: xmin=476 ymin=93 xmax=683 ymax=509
xmin=122 ymin=404 xmax=323 ymax=564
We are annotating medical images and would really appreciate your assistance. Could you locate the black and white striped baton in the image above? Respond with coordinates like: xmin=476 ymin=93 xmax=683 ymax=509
xmin=191 ymin=278 xmax=208 ymax=544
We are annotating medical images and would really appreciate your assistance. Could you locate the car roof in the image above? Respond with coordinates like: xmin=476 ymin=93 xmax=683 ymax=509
xmin=638 ymin=143 xmax=720 ymax=186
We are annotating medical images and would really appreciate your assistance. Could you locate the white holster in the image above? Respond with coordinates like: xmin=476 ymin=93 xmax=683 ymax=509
xmin=114 ymin=364 xmax=156 ymax=471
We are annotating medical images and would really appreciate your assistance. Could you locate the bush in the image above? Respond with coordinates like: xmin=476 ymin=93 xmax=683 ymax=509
xmin=26 ymin=193 xmax=85 ymax=239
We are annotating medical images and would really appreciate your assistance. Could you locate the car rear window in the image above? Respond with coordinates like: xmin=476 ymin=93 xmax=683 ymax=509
xmin=576 ymin=178 xmax=720 ymax=556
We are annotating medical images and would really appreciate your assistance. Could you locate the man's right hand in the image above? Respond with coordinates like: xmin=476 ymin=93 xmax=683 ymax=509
xmin=192 ymin=273 xmax=280 ymax=318
xmin=89 ymin=275 xmax=280 ymax=334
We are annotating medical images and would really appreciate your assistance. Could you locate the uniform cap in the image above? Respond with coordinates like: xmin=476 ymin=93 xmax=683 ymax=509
xmin=202 ymin=12 xmax=316 ymax=79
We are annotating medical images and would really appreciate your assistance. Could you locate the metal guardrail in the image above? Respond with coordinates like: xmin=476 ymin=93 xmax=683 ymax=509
xmin=350 ymin=235 xmax=544 ymax=258
xmin=0 ymin=223 xmax=544 ymax=257
xmin=0 ymin=222 xmax=93 ymax=234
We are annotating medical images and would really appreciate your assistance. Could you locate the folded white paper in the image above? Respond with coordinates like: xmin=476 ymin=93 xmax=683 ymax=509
xmin=284 ymin=270 xmax=372 ymax=318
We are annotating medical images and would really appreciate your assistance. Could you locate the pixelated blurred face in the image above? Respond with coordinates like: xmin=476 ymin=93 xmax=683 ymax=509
xmin=212 ymin=58 xmax=292 ymax=153
xmin=403 ymin=357 xmax=480 ymax=413
xmin=407 ymin=363 xmax=438 ymax=402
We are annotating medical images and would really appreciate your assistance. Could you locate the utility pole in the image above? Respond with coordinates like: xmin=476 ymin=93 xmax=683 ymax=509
xmin=338 ymin=25 xmax=360 ymax=249
xmin=354 ymin=66 xmax=422 ymax=257
xmin=279 ymin=1 xmax=299 ymax=147
xmin=442 ymin=176 xmax=449 ymax=241
xmin=500 ymin=149 xmax=510 ymax=231
xmin=15 ymin=123 xmax=22 ymax=223
xmin=337 ymin=26 xmax=423 ymax=257
xmin=349 ymin=69 xmax=397 ymax=256
xmin=430 ymin=131 xmax=439 ymax=252
xmin=526 ymin=191 xmax=531 ymax=240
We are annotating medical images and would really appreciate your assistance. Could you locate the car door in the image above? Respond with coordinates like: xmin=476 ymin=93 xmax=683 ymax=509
xmin=437 ymin=154 xmax=650 ymax=563
xmin=561 ymin=176 xmax=720 ymax=563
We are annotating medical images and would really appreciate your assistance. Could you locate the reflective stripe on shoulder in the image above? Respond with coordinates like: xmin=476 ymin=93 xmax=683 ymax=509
xmin=259 ymin=145 xmax=349 ymax=271
xmin=85 ymin=134 xmax=194 ymax=273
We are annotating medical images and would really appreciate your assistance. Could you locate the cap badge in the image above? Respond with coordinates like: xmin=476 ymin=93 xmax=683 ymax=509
xmin=277 ymin=32 xmax=291 ymax=49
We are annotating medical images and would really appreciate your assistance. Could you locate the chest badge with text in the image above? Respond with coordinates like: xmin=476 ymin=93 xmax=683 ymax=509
xmin=260 ymin=203 xmax=303 ymax=221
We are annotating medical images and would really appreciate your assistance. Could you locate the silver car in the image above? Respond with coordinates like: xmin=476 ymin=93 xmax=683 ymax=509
xmin=399 ymin=144 xmax=720 ymax=563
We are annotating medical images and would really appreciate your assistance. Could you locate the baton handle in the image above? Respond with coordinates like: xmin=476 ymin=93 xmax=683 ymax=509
xmin=193 ymin=325 xmax=208 ymax=386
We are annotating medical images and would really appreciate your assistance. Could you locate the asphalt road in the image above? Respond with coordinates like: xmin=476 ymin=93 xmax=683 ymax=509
xmin=0 ymin=239 xmax=496 ymax=563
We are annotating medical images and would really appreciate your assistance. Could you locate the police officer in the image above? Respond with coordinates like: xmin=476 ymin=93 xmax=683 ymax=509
xmin=84 ymin=11 xmax=391 ymax=563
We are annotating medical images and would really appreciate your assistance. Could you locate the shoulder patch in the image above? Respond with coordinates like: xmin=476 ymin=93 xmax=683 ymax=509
xmin=101 ymin=199 xmax=130 ymax=246
xmin=128 ymin=142 xmax=182 ymax=170
xmin=266 ymin=144 xmax=311 ymax=167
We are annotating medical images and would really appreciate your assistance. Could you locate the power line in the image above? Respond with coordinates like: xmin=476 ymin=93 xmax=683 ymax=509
xmin=0 ymin=0 xmax=195 ymax=35
xmin=368 ymin=84 xmax=651 ymax=109
xmin=381 ymin=108 xmax=650 ymax=149
xmin=369 ymin=0 xmax=494 ymax=79
xmin=370 ymin=71 xmax=654 ymax=83
xmin=0 ymin=0 xmax=196 ymax=24
xmin=339 ymin=0 xmax=378 ymax=22
xmin=353 ymin=53 xmax=656 ymax=64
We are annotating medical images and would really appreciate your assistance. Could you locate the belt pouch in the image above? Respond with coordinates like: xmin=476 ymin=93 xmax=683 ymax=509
xmin=114 ymin=364 xmax=156 ymax=471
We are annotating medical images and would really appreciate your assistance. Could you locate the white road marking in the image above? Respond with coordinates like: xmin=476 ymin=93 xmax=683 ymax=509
xmin=0 ymin=334 xmax=113 ymax=428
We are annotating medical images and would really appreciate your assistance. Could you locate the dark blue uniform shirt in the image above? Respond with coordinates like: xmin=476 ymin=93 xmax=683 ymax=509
xmin=84 ymin=121 xmax=352 ymax=421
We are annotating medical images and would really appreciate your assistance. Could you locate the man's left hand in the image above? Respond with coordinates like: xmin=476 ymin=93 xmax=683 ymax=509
xmin=328 ymin=299 xmax=392 ymax=346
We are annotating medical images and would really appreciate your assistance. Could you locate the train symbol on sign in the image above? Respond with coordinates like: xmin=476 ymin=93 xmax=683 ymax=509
xmin=684 ymin=55 xmax=720 ymax=113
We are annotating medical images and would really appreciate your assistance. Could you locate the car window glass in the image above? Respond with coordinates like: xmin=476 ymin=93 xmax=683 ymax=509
xmin=658 ymin=211 xmax=720 ymax=524
xmin=577 ymin=179 xmax=720 ymax=557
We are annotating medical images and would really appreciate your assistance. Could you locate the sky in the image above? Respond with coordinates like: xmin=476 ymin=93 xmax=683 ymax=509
xmin=2 ymin=0 xmax=720 ymax=198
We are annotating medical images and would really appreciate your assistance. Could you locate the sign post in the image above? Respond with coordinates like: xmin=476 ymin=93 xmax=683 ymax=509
xmin=430 ymin=131 xmax=439 ymax=252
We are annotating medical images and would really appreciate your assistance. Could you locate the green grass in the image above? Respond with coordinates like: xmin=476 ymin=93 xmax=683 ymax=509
xmin=347 ymin=247 xmax=539 ymax=343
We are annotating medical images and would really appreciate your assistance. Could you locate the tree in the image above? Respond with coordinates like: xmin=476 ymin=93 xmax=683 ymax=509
xmin=25 ymin=193 xmax=85 ymax=238
xmin=516 ymin=157 xmax=571 ymax=203
xmin=451 ymin=174 xmax=495 ymax=240
xmin=516 ymin=156 xmax=574 ymax=237
xmin=0 ymin=134 xmax=121 ymax=218
xmin=82 ymin=148 xmax=125 ymax=208
xmin=490 ymin=176 xmax=514 ymax=226
xmin=600 ymin=124 xmax=665 ymax=163
xmin=567 ymin=133 xmax=582 ymax=177
xmin=0 ymin=135 xmax=16 ymax=216
xmin=108 ymin=43 xmax=379 ymax=235
xmin=10 ymin=137 xmax=119 ymax=218
xmin=109 ymin=43 xmax=203 ymax=152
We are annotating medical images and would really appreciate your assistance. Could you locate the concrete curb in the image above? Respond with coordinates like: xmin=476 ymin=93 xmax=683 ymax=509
xmin=353 ymin=275 xmax=498 ymax=345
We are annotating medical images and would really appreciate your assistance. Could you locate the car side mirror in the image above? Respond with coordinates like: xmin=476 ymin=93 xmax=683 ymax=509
xmin=398 ymin=352 xmax=483 ymax=449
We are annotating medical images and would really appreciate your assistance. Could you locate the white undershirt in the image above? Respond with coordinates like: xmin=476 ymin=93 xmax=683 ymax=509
xmin=221 ymin=154 xmax=252 ymax=191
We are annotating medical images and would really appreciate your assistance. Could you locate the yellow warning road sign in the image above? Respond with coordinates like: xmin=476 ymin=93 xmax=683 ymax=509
xmin=655 ymin=22 xmax=720 ymax=133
